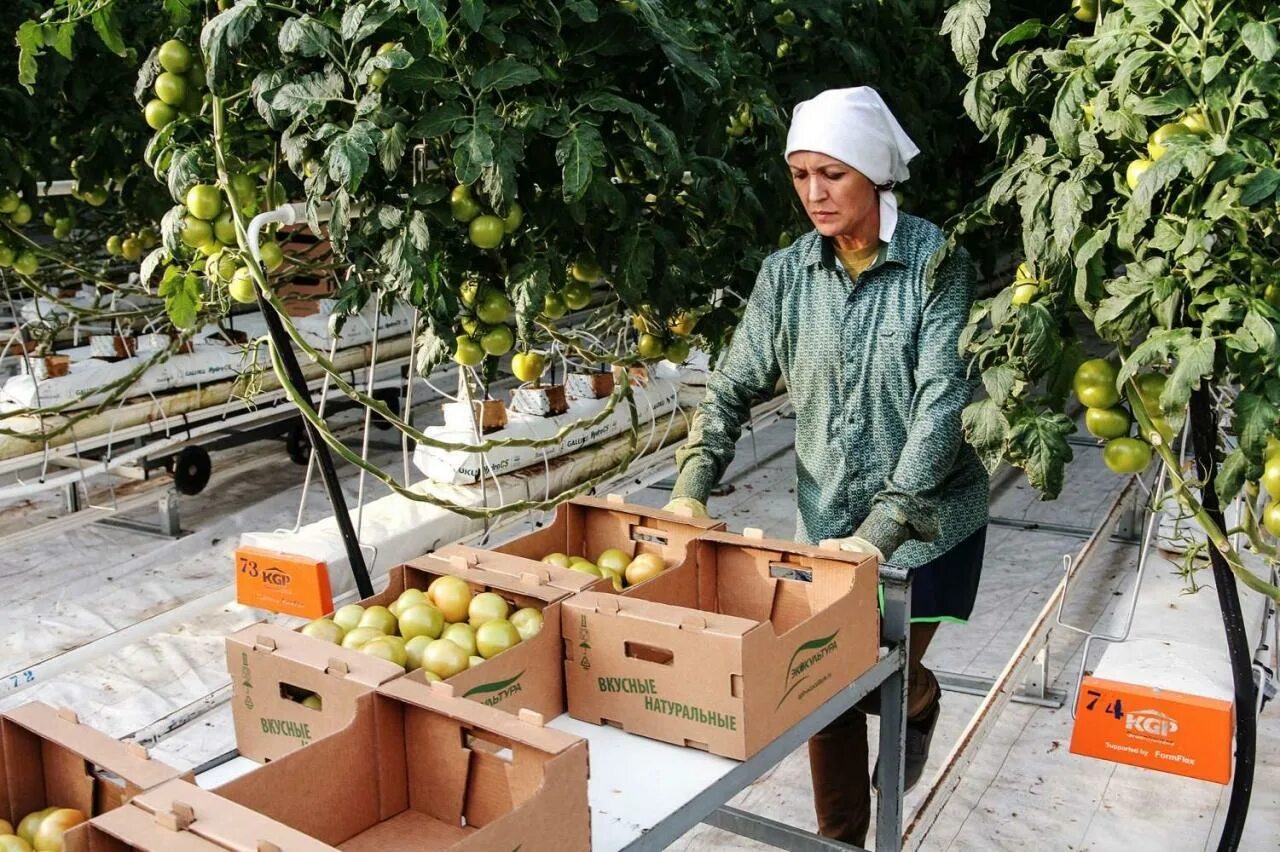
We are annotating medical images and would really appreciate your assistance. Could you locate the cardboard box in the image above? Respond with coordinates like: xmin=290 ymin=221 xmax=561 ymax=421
xmin=227 ymin=623 xmax=402 ymax=764
xmin=67 ymin=779 xmax=333 ymax=851
xmin=228 ymin=553 xmax=595 ymax=763
xmin=365 ymin=555 xmax=596 ymax=719
xmin=447 ymin=494 xmax=724 ymax=587
xmin=561 ymin=528 xmax=879 ymax=759
xmin=214 ymin=679 xmax=590 ymax=851
xmin=0 ymin=702 xmax=187 ymax=846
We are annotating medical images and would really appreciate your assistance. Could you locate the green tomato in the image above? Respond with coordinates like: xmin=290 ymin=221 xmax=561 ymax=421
xmin=185 ymin=184 xmax=223 ymax=221
xmin=154 ymin=72 xmax=188 ymax=106
xmin=475 ymin=292 xmax=512 ymax=325
xmin=1011 ymin=283 xmax=1038 ymax=306
xmin=158 ymin=39 xmax=192 ymax=73
xmin=13 ymin=251 xmax=38 ymax=276
xmin=511 ymin=351 xmax=547 ymax=383
xmin=120 ymin=237 xmax=143 ymax=261
xmin=1085 ymin=406 xmax=1131 ymax=440
xmin=451 ymin=185 xmax=481 ymax=223
xmin=214 ymin=211 xmax=237 ymax=245
xmin=1147 ymin=122 xmax=1194 ymax=161
xmin=1103 ymin=437 xmax=1152 ymax=475
xmin=105 ymin=235 xmax=123 ymax=256
xmin=1264 ymin=502 xmax=1280 ymax=538
xmin=1073 ymin=358 xmax=1119 ymax=409
xmin=1135 ymin=373 xmax=1166 ymax=411
xmin=0 ymin=245 xmax=14 ymax=267
xmin=664 ymin=338 xmax=691 ymax=364
xmin=1126 ymin=159 xmax=1152 ymax=191
xmin=502 ymin=201 xmax=524 ymax=234
xmin=481 ymin=325 xmax=514 ymax=356
xmin=637 ymin=333 xmax=665 ymax=360
xmin=228 ymin=268 xmax=257 ymax=303
xmin=1261 ymin=461 xmax=1280 ymax=501
xmin=11 ymin=203 xmax=33 ymax=226
xmin=454 ymin=336 xmax=484 ymax=366
xmin=180 ymin=215 xmax=213 ymax=248
xmin=259 ymin=241 xmax=285 ymax=271
xmin=542 ymin=292 xmax=568 ymax=319
xmin=0 ymin=192 xmax=19 ymax=214
xmin=562 ymin=279 xmax=592 ymax=310
xmin=469 ymin=215 xmax=505 ymax=250
xmin=145 ymin=99 xmax=177 ymax=130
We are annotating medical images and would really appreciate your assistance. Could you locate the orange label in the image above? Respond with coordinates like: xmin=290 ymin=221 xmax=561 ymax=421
xmin=1069 ymin=675 xmax=1233 ymax=784
xmin=235 ymin=546 xmax=333 ymax=618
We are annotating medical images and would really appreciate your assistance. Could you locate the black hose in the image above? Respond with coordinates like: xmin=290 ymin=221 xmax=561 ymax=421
xmin=255 ymin=288 xmax=374 ymax=599
xmin=1188 ymin=386 xmax=1255 ymax=851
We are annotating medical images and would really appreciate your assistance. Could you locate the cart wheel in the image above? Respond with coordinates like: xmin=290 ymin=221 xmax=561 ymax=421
xmin=372 ymin=388 xmax=399 ymax=431
xmin=286 ymin=420 xmax=311 ymax=465
xmin=171 ymin=446 xmax=212 ymax=495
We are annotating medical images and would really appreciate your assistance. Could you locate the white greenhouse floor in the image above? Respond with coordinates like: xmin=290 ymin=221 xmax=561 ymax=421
xmin=0 ymin=409 xmax=1277 ymax=851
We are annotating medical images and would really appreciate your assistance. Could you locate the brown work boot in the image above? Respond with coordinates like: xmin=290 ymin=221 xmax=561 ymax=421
xmin=873 ymin=696 xmax=941 ymax=794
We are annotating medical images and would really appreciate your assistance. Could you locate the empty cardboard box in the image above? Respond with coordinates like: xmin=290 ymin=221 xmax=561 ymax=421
xmin=561 ymin=528 xmax=879 ymax=759
xmin=214 ymin=678 xmax=590 ymax=851
xmin=66 ymin=779 xmax=333 ymax=851
xmin=0 ymin=702 xmax=187 ymax=847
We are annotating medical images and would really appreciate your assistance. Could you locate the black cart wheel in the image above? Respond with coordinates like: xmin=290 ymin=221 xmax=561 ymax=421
xmin=372 ymin=388 xmax=400 ymax=431
xmin=286 ymin=420 xmax=312 ymax=465
xmin=170 ymin=445 xmax=212 ymax=495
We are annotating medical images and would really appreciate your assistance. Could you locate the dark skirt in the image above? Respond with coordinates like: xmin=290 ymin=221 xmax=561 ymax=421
xmin=897 ymin=524 xmax=987 ymax=623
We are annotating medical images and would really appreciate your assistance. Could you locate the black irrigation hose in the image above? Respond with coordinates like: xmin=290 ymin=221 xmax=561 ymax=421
xmin=1189 ymin=386 xmax=1256 ymax=851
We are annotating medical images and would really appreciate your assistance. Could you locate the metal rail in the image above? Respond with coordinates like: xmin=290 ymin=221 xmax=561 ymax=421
xmin=903 ymin=474 xmax=1143 ymax=848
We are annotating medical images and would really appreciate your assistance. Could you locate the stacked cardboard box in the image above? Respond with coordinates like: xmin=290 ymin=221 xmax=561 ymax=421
xmin=74 ymin=679 xmax=590 ymax=851
xmin=560 ymin=528 xmax=879 ymax=759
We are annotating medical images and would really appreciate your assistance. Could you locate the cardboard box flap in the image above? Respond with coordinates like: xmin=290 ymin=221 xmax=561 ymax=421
xmin=3 ymin=702 xmax=183 ymax=793
xmin=570 ymin=590 xmax=757 ymax=637
xmin=430 ymin=547 xmax=603 ymax=595
xmin=376 ymin=678 xmax=585 ymax=756
xmin=118 ymin=779 xmax=335 ymax=851
xmin=402 ymin=554 xmax=574 ymax=604
xmin=231 ymin=623 xmax=400 ymax=686
xmin=591 ymin=494 xmax=724 ymax=530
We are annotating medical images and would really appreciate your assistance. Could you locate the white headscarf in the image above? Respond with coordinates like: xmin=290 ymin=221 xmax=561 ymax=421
xmin=784 ymin=87 xmax=921 ymax=242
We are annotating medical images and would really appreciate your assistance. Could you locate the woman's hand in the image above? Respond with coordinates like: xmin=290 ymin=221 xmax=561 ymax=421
xmin=663 ymin=497 xmax=710 ymax=519
xmin=818 ymin=535 xmax=885 ymax=562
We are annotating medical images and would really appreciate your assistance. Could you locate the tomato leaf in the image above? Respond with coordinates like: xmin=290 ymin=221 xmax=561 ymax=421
xmin=982 ymin=363 xmax=1018 ymax=407
xmin=565 ymin=1 xmax=600 ymax=23
xmin=380 ymin=123 xmax=407 ymax=176
xmin=992 ymin=19 xmax=1042 ymax=57
xmin=411 ymin=103 xmax=467 ymax=138
xmin=1133 ymin=87 xmax=1192 ymax=117
xmin=201 ymin=0 xmax=263 ymax=89
xmin=1160 ymin=334 xmax=1216 ymax=415
xmin=557 ymin=123 xmax=606 ymax=201
xmin=961 ymin=398 xmax=1009 ymax=474
xmin=1241 ymin=21 xmax=1279 ymax=63
xmin=15 ymin=21 xmax=43 ymax=92
xmin=90 ymin=6 xmax=127 ymax=57
xmin=459 ymin=0 xmax=487 ymax=31
xmin=472 ymin=58 xmax=541 ymax=92
xmin=1232 ymin=392 xmax=1279 ymax=461
xmin=279 ymin=15 xmax=334 ymax=58
xmin=453 ymin=124 xmax=495 ymax=186
xmin=1007 ymin=410 xmax=1074 ymax=498
xmin=509 ymin=259 xmax=551 ymax=343
xmin=614 ymin=230 xmax=654 ymax=306
xmin=480 ymin=133 xmax=522 ymax=212
xmin=1014 ymin=303 xmax=1057 ymax=377
xmin=1049 ymin=70 xmax=1087 ymax=158
xmin=326 ymin=121 xmax=381 ymax=193
xmin=166 ymin=149 xmax=203 ymax=206
xmin=1214 ymin=448 xmax=1252 ymax=508
xmin=1050 ymin=177 xmax=1089 ymax=255
xmin=1240 ymin=168 xmax=1280 ymax=206
xmin=402 ymin=0 xmax=449 ymax=50
xmin=271 ymin=71 xmax=346 ymax=118
xmin=941 ymin=0 xmax=991 ymax=77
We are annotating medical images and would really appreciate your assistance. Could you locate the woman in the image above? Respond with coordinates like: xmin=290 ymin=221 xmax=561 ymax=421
xmin=664 ymin=87 xmax=989 ymax=846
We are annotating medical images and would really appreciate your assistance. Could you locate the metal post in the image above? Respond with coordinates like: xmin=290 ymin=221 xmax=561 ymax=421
xmin=158 ymin=490 xmax=181 ymax=538
xmin=876 ymin=564 xmax=911 ymax=852
xmin=253 ymin=291 xmax=374 ymax=598
xmin=63 ymin=482 xmax=80 ymax=513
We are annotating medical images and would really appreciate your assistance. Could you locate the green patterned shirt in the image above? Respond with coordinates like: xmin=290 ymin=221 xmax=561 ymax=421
xmin=673 ymin=213 xmax=989 ymax=567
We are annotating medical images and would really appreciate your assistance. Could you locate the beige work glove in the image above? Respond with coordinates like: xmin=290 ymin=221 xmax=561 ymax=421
xmin=819 ymin=535 xmax=885 ymax=562
xmin=663 ymin=497 xmax=710 ymax=519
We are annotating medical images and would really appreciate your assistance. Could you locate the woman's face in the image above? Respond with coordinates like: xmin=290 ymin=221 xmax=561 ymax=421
xmin=787 ymin=151 xmax=877 ymax=239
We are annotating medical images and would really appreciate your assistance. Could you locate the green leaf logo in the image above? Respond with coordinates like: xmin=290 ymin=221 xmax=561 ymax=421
xmin=464 ymin=670 xmax=525 ymax=698
xmin=777 ymin=631 xmax=840 ymax=709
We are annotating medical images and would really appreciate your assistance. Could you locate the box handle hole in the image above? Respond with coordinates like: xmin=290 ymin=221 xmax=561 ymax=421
xmin=625 ymin=641 xmax=675 ymax=665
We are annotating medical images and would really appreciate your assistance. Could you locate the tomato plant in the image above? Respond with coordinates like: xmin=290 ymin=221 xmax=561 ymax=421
xmin=943 ymin=0 xmax=1280 ymax=602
